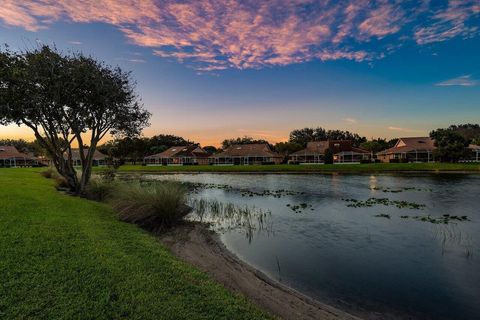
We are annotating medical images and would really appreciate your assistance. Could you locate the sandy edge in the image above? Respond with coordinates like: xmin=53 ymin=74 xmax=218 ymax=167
xmin=158 ymin=222 xmax=362 ymax=320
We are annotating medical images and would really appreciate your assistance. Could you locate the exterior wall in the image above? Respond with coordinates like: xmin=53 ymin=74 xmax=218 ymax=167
xmin=288 ymin=154 xmax=324 ymax=164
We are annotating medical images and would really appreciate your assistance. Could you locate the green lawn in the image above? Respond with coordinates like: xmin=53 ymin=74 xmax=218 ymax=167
xmin=0 ymin=169 xmax=270 ymax=320
xmin=111 ymin=163 xmax=480 ymax=173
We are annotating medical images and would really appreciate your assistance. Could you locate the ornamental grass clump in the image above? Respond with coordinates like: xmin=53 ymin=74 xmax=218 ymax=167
xmin=110 ymin=181 xmax=190 ymax=233
xmin=84 ymin=178 xmax=120 ymax=202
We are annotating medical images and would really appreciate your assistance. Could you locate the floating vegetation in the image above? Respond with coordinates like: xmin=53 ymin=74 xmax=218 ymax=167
xmin=343 ymin=197 xmax=426 ymax=210
xmin=374 ymin=213 xmax=391 ymax=219
xmin=286 ymin=203 xmax=313 ymax=213
xmin=178 ymin=181 xmax=306 ymax=198
xmin=189 ymin=198 xmax=273 ymax=242
xmin=370 ymin=186 xmax=432 ymax=193
xmin=410 ymin=214 xmax=469 ymax=224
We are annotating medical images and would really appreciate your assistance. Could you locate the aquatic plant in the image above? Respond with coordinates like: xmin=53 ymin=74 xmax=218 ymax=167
xmin=286 ymin=203 xmax=314 ymax=213
xmin=189 ymin=198 xmax=273 ymax=242
xmin=343 ymin=197 xmax=426 ymax=210
xmin=370 ymin=186 xmax=432 ymax=193
xmin=374 ymin=213 xmax=391 ymax=219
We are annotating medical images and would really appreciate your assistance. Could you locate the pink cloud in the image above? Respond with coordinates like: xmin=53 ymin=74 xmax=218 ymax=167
xmin=0 ymin=1 xmax=479 ymax=71
xmin=414 ymin=0 xmax=480 ymax=44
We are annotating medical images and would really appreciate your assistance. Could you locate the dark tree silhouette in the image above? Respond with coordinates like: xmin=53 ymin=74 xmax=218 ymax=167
xmin=0 ymin=45 xmax=150 ymax=194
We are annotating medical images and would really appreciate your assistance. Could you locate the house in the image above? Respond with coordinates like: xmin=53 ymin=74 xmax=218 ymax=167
xmin=69 ymin=149 xmax=111 ymax=166
xmin=144 ymin=145 xmax=210 ymax=166
xmin=289 ymin=140 xmax=370 ymax=164
xmin=211 ymin=144 xmax=283 ymax=165
xmin=376 ymin=137 xmax=435 ymax=163
xmin=464 ymin=144 xmax=480 ymax=162
xmin=0 ymin=146 xmax=38 ymax=167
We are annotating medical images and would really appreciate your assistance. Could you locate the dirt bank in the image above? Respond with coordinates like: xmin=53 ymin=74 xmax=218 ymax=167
xmin=159 ymin=222 xmax=361 ymax=320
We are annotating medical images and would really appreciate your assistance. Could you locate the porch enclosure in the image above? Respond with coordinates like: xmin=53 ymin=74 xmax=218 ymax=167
xmin=389 ymin=150 xmax=434 ymax=163
xmin=144 ymin=156 xmax=209 ymax=165
xmin=0 ymin=157 xmax=38 ymax=167
xmin=212 ymin=156 xmax=279 ymax=165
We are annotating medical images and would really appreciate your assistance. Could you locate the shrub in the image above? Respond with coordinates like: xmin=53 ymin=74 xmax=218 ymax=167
xmin=84 ymin=178 xmax=119 ymax=202
xmin=54 ymin=175 xmax=70 ymax=190
xmin=40 ymin=166 xmax=58 ymax=179
xmin=110 ymin=181 xmax=190 ymax=233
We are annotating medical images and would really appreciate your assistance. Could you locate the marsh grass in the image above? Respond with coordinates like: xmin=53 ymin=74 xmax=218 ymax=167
xmin=189 ymin=198 xmax=273 ymax=242
xmin=84 ymin=177 xmax=120 ymax=202
xmin=111 ymin=181 xmax=189 ymax=233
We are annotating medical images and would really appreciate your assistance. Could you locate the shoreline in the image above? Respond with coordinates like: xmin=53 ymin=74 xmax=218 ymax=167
xmin=119 ymin=169 xmax=480 ymax=175
xmin=159 ymin=222 xmax=361 ymax=320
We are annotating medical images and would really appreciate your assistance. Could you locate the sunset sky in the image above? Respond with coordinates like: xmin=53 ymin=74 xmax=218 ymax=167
xmin=0 ymin=0 xmax=479 ymax=146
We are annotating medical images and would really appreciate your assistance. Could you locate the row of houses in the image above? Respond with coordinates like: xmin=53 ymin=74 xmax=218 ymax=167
xmin=143 ymin=137 xmax=480 ymax=166
xmin=0 ymin=146 xmax=111 ymax=168
xmin=0 ymin=146 xmax=39 ymax=167
xmin=2 ymin=137 xmax=480 ymax=168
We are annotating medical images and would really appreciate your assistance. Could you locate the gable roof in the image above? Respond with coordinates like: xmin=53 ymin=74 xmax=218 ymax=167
xmin=69 ymin=149 xmax=109 ymax=161
xmin=377 ymin=137 xmax=435 ymax=155
xmin=0 ymin=146 xmax=35 ymax=160
xmin=213 ymin=144 xmax=281 ymax=158
xmin=145 ymin=145 xmax=210 ymax=159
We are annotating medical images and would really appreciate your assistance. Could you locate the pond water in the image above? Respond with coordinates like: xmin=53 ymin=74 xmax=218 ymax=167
xmin=144 ymin=173 xmax=480 ymax=320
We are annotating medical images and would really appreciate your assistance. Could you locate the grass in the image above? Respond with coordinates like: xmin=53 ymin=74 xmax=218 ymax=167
xmin=0 ymin=169 xmax=271 ymax=319
xmin=106 ymin=162 xmax=480 ymax=173
xmin=111 ymin=181 xmax=189 ymax=232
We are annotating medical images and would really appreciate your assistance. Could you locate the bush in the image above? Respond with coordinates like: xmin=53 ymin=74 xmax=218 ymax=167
xmin=84 ymin=178 xmax=120 ymax=202
xmin=110 ymin=181 xmax=190 ymax=233
xmin=40 ymin=167 xmax=70 ymax=189
xmin=40 ymin=166 xmax=58 ymax=179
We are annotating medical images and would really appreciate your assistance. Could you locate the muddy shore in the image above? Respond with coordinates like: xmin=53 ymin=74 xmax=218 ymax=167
xmin=159 ymin=222 xmax=361 ymax=320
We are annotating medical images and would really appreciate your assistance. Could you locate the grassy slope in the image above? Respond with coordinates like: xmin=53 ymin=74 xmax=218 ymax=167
xmin=0 ymin=169 xmax=270 ymax=320
xmin=113 ymin=163 xmax=480 ymax=173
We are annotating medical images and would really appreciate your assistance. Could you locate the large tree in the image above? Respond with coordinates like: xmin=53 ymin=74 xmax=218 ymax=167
xmin=430 ymin=129 xmax=469 ymax=162
xmin=289 ymin=127 xmax=366 ymax=147
xmin=0 ymin=45 xmax=150 ymax=194
xmin=221 ymin=136 xmax=270 ymax=149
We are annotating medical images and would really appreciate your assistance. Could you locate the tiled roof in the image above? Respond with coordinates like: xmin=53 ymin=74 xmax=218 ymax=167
xmin=145 ymin=145 xmax=210 ymax=159
xmin=377 ymin=137 xmax=435 ymax=155
xmin=69 ymin=149 xmax=109 ymax=161
xmin=213 ymin=144 xmax=282 ymax=158
xmin=0 ymin=146 xmax=35 ymax=160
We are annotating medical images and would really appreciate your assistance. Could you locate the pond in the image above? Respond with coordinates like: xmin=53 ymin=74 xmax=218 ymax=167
xmin=144 ymin=173 xmax=480 ymax=320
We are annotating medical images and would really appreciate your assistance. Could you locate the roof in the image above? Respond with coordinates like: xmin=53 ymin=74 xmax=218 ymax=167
xmin=290 ymin=140 xmax=369 ymax=156
xmin=144 ymin=145 xmax=210 ymax=159
xmin=468 ymin=144 xmax=480 ymax=151
xmin=70 ymin=149 xmax=109 ymax=161
xmin=377 ymin=137 xmax=435 ymax=155
xmin=0 ymin=146 xmax=35 ymax=160
xmin=213 ymin=144 xmax=282 ymax=158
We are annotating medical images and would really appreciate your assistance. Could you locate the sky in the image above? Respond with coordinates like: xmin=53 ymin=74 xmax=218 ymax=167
xmin=0 ymin=0 xmax=479 ymax=147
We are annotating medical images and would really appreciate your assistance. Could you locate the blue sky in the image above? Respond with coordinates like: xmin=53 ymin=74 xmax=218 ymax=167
xmin=0 ymin=0 xmax=479 ymax=146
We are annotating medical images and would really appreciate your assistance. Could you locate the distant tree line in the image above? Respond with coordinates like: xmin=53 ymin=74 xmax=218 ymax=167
xmin=430 ymin=124 xmax=480 ymax=162
xmin=2 ymin=124 xmax=479 ymax=164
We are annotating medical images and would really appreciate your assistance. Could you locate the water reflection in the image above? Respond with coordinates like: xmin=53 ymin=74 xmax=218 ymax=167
xmin=141 ymin=173 xmax=480 ymax=320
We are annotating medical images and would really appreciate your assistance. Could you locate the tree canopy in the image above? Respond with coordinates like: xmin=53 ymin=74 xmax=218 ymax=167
xmin=221 ymin=136 xmax=271 ymax=149
xmin=99 ymin=134 xmax=195 ymax=163
xmin=430 ymin=128 xmax=469 ymax=162
xmin=0 ymin=45 xmax=150 ymax=193
xmin=289 ymin=127 xmax=366 ymax=147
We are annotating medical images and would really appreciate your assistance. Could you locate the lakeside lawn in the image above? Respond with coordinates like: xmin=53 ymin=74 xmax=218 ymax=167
xmin=0 ymin=169 xmax=270 ymax=319
xmin=111 ymin=162 xmax=480 ymax=173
